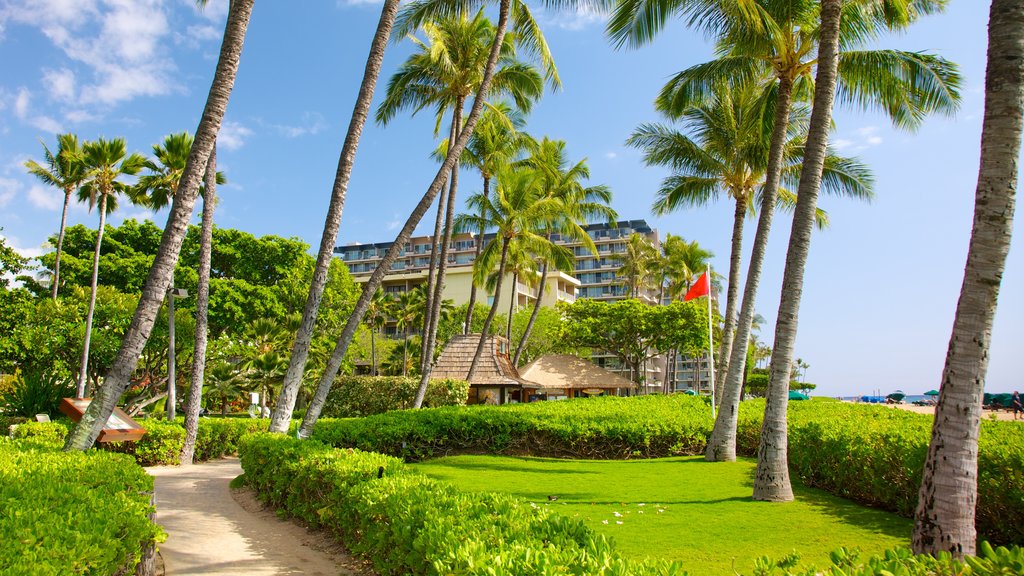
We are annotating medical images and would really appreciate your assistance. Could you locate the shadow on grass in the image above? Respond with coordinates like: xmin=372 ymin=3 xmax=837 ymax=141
xmin=793 ymin=485 xmax=911 ymax=540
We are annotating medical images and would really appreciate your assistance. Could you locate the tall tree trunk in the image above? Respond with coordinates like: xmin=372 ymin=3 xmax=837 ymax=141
xmin=297 ymin=0 xmax=512 ymax=438
xmin=513 ymin=261 xmax=547 ymax=366
xmin=166 ymin=285 xmax=176 ymax=420
xmin=64 ymin=0 xmax=252 ymax=451
xmin=52 ymin=188 xmax=72 ymax=300
xmin=715 ymin=197 xmax=747 ymax=404
xmin=913 ymin=0 xmax=1022 ymax=556
xmin=77 ymin=193 xmax=107 ymax=398
xmin=269 ymin=0 xmax=401 ymax=434
xmin=704 ymin=73 xmax=795 ymax=462
xmin=402 ymin=332 xmax=409 ymax=376
xmin=181 ymin=147 xmax=217 ymax=465
xmin=418 ymin=98 xmax=465 ymax=393
xmin=467 ymin=238 xmax=511 ymax=382
xmin=753 ymin=0 xmax=842 ymax=503
xmin=370 ymin=327 xmax=377 ymax=376
xmin=464 ymin=184 xmax=488 ymax=334
xmin=420 ymin=186 xmax=448 ymax=370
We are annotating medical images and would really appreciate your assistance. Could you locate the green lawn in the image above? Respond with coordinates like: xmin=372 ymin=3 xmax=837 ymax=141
xmin=415 ymin=455 xmax=911 ymax=575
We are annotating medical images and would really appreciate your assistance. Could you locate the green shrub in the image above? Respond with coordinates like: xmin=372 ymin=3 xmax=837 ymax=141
xmin=757 ymin=543 xmax=1024 ymax=576
xmin=319 ymin=376 xmax=469 ymax=418
xmin=0 ymin=440 xmax=164 ymax=575
xmin=311 ymin=394 xmax=712 ymax=460
xmin=238 ymin=433 xmax=683 ymax=575
xmin=0 ymin=369 xmax=74 ymax=418
xmin=10 ymin=420 xmax=68 ymax=444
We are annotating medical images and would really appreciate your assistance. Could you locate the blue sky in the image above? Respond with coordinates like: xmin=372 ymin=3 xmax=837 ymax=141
xmin=0 ymin=0 xmax=1018 ymax=397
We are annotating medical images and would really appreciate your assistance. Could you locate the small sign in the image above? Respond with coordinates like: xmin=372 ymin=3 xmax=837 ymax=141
xmin=34 ymin=414 xmax=50 ymax=423
xmin=59 ymin=398 xmax=147 ymax=443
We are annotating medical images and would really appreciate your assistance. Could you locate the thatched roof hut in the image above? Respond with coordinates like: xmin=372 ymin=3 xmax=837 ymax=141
xmin=518 ymin=354 xmax=634 ymax=397
xmin=431 ymin=334 xmax=538 ymax=403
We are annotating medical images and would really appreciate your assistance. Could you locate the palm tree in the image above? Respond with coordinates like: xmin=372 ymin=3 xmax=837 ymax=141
xmin=181 ymin=146 xmax=219 ymax=465
xmin=511 ymin=137 xmax=612 ymax=366
xmin=656 ymin=234 xmax=713 ymax=390
xmin=204 ymin=361 xmax=245 ymax=416
xmin=913 ymin=0 xmax=1023 ymax=556
xmin=75 ymin=138 xmax=146 ymax=398
xmin=612 ymin=232 xmax=659 ymax=299
xmin=494 ymin=240 xmax=539 ymax=341
xmin=24 ymin=133 xmax=86 ymax=301
xmin=630 ymin=80 xmax=873 ymax=403
xmin=608 ymin=0 xmax=960 ymax=465
xmin=393 ymin=287 xmax=427 ymax=376
xmin=377 ymin=10 xmax=552 ymax=404
xmin=456 ymin=103 xmax=532 ymax=333
xmin=365 ymin=288 xmax=393 ymax=376
xmin=66 ymin=0 xmax=254 ymax=451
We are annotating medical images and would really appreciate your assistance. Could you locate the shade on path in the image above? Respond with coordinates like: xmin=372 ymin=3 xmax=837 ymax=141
xmin=148 ymin=457 xmax=364 ymax=575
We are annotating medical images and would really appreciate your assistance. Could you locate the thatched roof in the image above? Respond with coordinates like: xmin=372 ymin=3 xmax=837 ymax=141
xmin=431 ymin=334 xmax=537 ymax=387
xmin=518 ymin=355 xmax=635 ymax=390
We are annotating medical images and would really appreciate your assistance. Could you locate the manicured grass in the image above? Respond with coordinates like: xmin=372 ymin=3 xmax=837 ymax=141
xmin=415 ymin=455 xmax=912 ymax=575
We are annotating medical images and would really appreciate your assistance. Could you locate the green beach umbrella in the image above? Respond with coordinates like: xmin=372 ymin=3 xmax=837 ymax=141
xmin=924 ymin=390 xmax=940 ymax=396
xmin=788 ymin=391 xmax=810 ymax=401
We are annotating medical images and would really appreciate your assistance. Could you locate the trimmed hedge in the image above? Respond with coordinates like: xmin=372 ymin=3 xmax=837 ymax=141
xmin=319 ymin=376 xmax=469 ymax=418
xmin=756 ymin=544 xmax=1024 ymax=576
xmin=311 ymin=394 xmax=712 ymax=460
xmin=238 ymin=433 xmax=684 ymax=575
xmin=0 ymin=439 xmax=164 ymax=575
xmin=10 ymin=417 xmax=289 ymax=466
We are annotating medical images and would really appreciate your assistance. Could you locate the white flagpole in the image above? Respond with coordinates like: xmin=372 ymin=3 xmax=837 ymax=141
xmin=706 ymin=266 xmax=716 ymax=419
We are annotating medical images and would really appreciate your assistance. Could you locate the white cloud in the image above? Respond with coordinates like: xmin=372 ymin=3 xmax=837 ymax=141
xmin=337 ymin=0 xmax=383 ymax=6
xmin=386 ymin=214 xmax=401 ymax=231
xmin=218 ymin=120 xmax=253 ymax=150
xmin=14 ymin=87 xmax=30 ymax=118
xmin=605 ymin=151 xmax=618 ymax=160
xmin=42 ymin=67 xmax=76 ymax=101
xmin=832 ymin=125 xmax=883 ymax=154
xmin=264 ymin=112 xmax=329 ymax=138
xmin=27 ymin=184 xmax=64 ymax=210
xmin=0 ymin=178 xmax=18 ymax=207
xmin=10 ymin=87 xmax=63 ymax=132
xmin=65 ymin=109 xmax=98 ymax=123
xmin=538 ymin=6 xmax=605 ymax=31
xmin=29 ymin=115 xmax=63 ymax=133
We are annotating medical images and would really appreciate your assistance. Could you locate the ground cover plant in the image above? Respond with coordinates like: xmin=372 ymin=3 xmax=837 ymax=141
xmin=0 ymin=438 xmax=164 ymax=574
xmin=415 ymin=454 xmax=912 ymax=575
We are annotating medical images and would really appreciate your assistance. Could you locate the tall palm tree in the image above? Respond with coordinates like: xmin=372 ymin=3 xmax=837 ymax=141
xmin=456 ymin=103 xmax=532 ymax=333
xmin=630 ymin=80 xmax=873 ymax=403
xmin=365 ymin=288 xmax=393 ymax=376
xmin=608 ymin=0 xmax=961 ymax=465
xmin=24 ymin=133 xmax=86 ymax=301
xmin=913 ymin=0 xmax=1023 ymax=556
xmin=492 ymin=239 xmax=539 ymax=341
xmin=75 ymin=138 xmax=146 ymax=398
xmin=457 ymin=167 xmax=571 ymax=381
xmin=181 ymin=146 xmax=219 ymax=465
xmin=393 ymin=287 xmax=427 ymax=376
xmin=511 ymin=137 xmax=611 ymax=366
xmin=66 ymin=0 xmax=254 ymax=451
xmin=612 ymin=232 xmax=659 ymax=299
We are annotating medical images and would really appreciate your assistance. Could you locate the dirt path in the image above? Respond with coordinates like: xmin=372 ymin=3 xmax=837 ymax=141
xmin=148 ymin=458 xmax=372 ymax=575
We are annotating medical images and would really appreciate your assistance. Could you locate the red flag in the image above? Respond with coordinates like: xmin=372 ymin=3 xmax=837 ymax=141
xmin=683 ymin=272 xmax=709 ymax=302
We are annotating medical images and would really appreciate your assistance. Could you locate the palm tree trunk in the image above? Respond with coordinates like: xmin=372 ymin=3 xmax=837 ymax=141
xmin=704 ymin=74 xmax=796 ymax=463
xmin=420 ymin=184 xmax=448 ymax=370
xmin=370 ymin=327 xmax=377 ymax=376
xmin=297 ymin=0 xmax=512 ymax=438
xmin=64 ymin=0 xmax=252 ymax=451
xmin=464 ymin=185 xmax=488 ymax=334
xmin=269 ymin=0 xmax=401 ymax=434
xmin=513 ymin=260 xmax=547 ymax=366
xmin=913 ymin=0 xmax=1023 ymax=556
xmin=52 ymin=189 xmax=72 ymax=300
xmin=506 ymin=272 xmax=517 ymax=341
xmin=467 ymin=238 xmax=510 ymax=382
xmin=402 ymin=331 xmax=409 ymax=376
xmin=77 ymin=193 xmax=107 ymax=398
xmin=181 ymin=147 xmax=217 ymax=465
xmin=753 ymin=0 xmax=842 ymax=503
xmin=714 ymin=197 xmax=747 ymax=404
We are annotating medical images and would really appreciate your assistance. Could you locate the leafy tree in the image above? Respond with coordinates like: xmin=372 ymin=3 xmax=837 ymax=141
xmin=612 ymin=232 xmax=659 ymax=299
xmin=24 ymin=134 xmax=87 ymax=300
xmin=913 ymin=0 xmax=1023 ymax=556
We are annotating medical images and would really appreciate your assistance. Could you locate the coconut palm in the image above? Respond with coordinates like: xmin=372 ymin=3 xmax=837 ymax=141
xmin=134 ymin=132 xmax=226 ymax=211
xmin=913 ymin=0 xmax=1023 ymax=556
xmin=365 ymin=288 xmax=393 ymax=376
xmin=393 ymin=287 xmax=427 ymax=376
xmin=611 ymin=232 xmax=660 ymax=299
xmin=492 ymin=240 xmax=539 ymax=341
xmin=455 ymin=103 xmax=533 ymax=333
xmin=24 ymin=133 xmax=87 ymax=301
xmin=511 ymin=137 xmax=612 ymax=365
xmin=377 ymin=10 xmax=551 ymax=404
xmin=608 ymin=0 xmax=961 ymax=466
xmin=630 ymin=80 xmax=874 ymax=402
xmin=66 ymin=0 xmax=254 ymax=451
xmin=204 ymin=361 xmax=245 ymax=416
xmin=74 ymin=138 xmax=146 ymax=398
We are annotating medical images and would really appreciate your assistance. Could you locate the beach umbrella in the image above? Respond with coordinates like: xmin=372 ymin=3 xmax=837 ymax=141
xmin=887 ymin=391 xmax=906 ymax=402
xmin=788 ymin=391 xmax=809 ymax=401
xmin=924 ymin=390 xmax=940 ymax=396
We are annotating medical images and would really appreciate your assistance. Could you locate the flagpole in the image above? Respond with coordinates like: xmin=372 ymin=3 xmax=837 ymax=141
xmin=706 ymin=266 xmax=716 ymax=419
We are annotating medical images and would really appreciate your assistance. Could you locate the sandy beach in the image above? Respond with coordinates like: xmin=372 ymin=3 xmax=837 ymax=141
xmin=880 ymin=402 xmax=1021 ymax=421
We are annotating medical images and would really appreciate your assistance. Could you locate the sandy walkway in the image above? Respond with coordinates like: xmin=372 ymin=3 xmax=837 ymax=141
xmin=148 ymin=458 xmax=371 ymax=575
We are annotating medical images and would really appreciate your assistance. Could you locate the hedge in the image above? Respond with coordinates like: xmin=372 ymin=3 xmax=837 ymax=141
xmin=10 ymin=417 xmax=289 ymax=466
xmin=318 ymin=376 xmax=469 ymax=418
xmin=757 ymin=544 xmax=1024 ymax=576
xmin=0 ymin=438 xmax=164 ymax=575
xmin=238 ymin=433 xmax=683 ymax=575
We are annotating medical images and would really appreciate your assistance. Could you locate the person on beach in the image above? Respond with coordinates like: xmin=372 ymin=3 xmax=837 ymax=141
xmin=1013 ymin=391 xmax=1023 ymax=420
